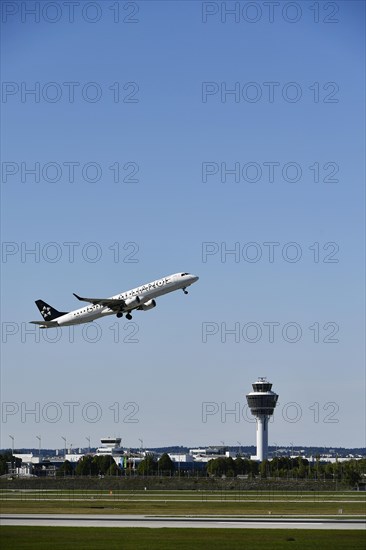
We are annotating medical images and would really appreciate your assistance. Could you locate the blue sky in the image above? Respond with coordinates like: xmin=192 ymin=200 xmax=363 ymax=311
xmin=1 ymin=1 xmax=365 ymax=451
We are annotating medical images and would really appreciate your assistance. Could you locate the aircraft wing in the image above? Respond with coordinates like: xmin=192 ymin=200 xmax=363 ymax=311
xmin=30 ymin=320 xmax=59 ymax=327
xmin=73 ymin=293 xmax=126 ymax=311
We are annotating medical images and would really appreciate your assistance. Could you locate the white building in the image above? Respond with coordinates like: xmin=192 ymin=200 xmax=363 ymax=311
xmin=168 ymin=453 xmax=194 ymax=463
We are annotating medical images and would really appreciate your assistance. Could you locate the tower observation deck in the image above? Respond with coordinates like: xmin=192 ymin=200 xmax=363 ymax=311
xmin=246 ymin=377 xmax=278 ymax=462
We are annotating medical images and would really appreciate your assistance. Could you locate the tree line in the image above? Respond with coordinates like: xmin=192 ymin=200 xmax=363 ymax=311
xmin=206 ymin=456 xmax=366 ymax=486
xmin=1 ymin=452 xmax=365 ymax=487
xmin=57 ymin=453 xmax=175 ymax=477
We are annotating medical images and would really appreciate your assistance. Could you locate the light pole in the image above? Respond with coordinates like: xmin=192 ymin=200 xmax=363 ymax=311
xmin=139 ymin=439 xmax=143 ymax=453
xmin=237 ymin=441 xmax=242 ymax=456
xmin=289 ymin=441 xmax=294 ymax=479
xmin=273 ymin=442 xmax=279 ymax=478
xmin=9 ymin=435 xmax=14 ymax=454
xmin=86 ymin=436 xmax=91 ymax=453
xmin=62 ymin=437 xmax=66 ymax=457
xmin=36 ymin=436 xmax=41 ymax=459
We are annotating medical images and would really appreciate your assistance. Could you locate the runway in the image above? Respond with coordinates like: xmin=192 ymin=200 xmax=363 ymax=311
xmin=1 ymin=514 xmax=365 ymax=530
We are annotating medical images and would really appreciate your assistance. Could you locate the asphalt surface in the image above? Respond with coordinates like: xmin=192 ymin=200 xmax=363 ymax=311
xmin=1 ymin=514 xmax=365 ymax=530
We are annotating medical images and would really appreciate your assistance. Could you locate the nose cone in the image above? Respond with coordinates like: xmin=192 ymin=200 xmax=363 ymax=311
xmin=192 ymin=275 xmax=199 ymax=283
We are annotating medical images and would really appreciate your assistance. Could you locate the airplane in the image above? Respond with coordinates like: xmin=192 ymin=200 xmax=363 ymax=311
xmin=30 ymin=272 xmax=199 ymax=328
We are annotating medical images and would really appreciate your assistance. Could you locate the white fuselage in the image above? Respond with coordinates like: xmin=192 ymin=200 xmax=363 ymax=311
xmin=54 ymin=272 xmax=198 ymax=327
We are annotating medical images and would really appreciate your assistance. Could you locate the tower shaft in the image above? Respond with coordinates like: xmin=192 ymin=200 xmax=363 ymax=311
xmin=256 ymin=415 xmax=269 ymax=462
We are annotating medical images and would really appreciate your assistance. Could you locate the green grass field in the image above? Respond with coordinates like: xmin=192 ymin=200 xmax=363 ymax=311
xmin=1 ymin=489 xmax=365 ymax=516
xmin=1 ymin=491 xmax=364 ymax=549
xmin=1 ymin=527 xmax=365 ymax=550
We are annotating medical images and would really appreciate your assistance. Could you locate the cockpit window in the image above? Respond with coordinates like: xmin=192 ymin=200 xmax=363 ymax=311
xmin=181 ymin=273 xmax=189 ymax=276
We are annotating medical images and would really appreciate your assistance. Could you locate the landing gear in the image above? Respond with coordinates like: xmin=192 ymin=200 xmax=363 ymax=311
xmin=116 ymin=312 xmax=123 ymax=318
xmin=183 ymin=287 xmax=188 ymax=295
xmin=126 ymin=313 xmax=132 ymax=320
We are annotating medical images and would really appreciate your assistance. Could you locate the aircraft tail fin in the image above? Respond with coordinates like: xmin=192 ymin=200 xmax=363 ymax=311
xmin=35 ymin=300 xmax=67 ymax=321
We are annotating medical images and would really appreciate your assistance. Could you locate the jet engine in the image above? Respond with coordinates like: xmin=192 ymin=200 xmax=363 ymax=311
xmin=124 ymin=296 xmax=141 ymax=309
xmin=138 ymin=299 xmax=156 ymax=311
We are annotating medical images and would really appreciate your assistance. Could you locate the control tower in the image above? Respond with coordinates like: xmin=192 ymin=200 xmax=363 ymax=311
xmin=246 ymin=377 xmax=278 ymax=461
